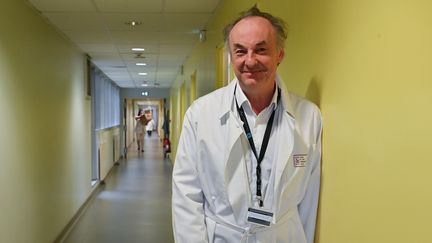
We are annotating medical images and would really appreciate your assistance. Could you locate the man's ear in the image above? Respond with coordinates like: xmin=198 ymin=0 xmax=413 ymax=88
xmin=277 ymin=49 xmax=285 ymax=65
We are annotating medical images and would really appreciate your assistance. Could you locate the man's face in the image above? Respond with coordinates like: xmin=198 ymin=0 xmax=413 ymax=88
xmin=228 ymin=16 xmax=284 ymax=93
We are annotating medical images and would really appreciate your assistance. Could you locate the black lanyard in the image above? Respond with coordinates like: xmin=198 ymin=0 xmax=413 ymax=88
xmin=234 ymin=86 xmax=281 ymax=207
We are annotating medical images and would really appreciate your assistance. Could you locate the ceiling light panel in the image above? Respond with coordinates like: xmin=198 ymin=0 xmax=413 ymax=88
xmin=117 ymin=44 xmax=159 ymax=54
xmin=102 ymin=13 xmax=162 ymax=31
xmin=127 ymin=63 xmax=155 ymax=70
xmin=128 ymin=68 xmax=152 ymax=74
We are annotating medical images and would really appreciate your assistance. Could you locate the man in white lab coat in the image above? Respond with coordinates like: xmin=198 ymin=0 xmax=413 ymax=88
xmin=172 ymin=6 xmax=322 ymax=243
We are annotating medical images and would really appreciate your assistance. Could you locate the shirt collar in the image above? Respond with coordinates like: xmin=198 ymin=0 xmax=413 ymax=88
xmin=234 ymin=82 xmax=279 ymax=113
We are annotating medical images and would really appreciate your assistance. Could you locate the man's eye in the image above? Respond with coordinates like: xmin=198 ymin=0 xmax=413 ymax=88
xmin=235 ymin=49 xmax=246 ymax=56
xmin=256 ymin=48 xmax=266 ymax=53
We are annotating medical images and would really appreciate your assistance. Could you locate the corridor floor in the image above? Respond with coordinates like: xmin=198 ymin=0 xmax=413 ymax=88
xmin=64 ymin=134 xmax=174 ymax=243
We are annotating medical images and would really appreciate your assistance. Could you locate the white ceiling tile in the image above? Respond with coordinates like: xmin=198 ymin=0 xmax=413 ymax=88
xmin=158 ymin=32 xmax=199 ymax=44
xmin=28 ymin=0 xmax=95 ymax=12
xmin=43 ymin=13 xmax=105 ymax=31
xmin=159 ymin=44 xmax=194 ymax=54
xmin=63 ymin=30 xmax=111 ymax=43
xmin=164 ymin=0 xmax=220 ymax=13
xmin=94 ymin=0 xmax=163 ymax=13
xmin=158 ymin=54 xmax=187 ymax=62
xmin=109 ymin=31 xmax=163 ymax=44
xmin=92 ymin=59 xmax=124 ymax=68
xmin=162 ymin=13 xmax=211 ymax=32
xmin=78 ymin=44 xmax=117 ymax=53
xmin=102 ymin=67 xmax=128 ymax=73
xmin=88 ymin=52 xmax=121 ymax=60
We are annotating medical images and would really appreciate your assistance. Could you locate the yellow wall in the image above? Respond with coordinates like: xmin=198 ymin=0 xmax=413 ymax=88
xmin=169 ymin=88 xmax=181 ymax=158
xmin=1 ymin=0 xmax=95 ymax=242
xmin=170 ymin=0 xmax=432 ymax=242
xmin=126 ymin=99 xmax=134 ymax=147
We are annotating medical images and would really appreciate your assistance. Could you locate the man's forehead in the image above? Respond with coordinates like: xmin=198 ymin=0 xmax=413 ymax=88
xmin=230 ymin=17 xmax=274 ymax=38
xmin=233 ymin=16 xmax=272 ymax=29
xmin=232 ymin=41 xmax=268 ymax=48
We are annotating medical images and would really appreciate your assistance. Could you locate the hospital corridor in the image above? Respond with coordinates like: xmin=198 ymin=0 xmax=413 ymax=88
xmin=63 ymin=135 xmax=174 ymax=243
xmin=2 ymin=0 xmax=432 ymax=242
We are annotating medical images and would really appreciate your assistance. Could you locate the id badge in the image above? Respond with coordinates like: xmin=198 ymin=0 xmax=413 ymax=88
xmin=247 ymin=207 xmax=273 ymax=226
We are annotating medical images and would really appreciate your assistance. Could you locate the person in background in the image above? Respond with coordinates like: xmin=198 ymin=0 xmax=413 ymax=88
xmin=172 ymin=5 xmax=322 ymax=243
xmin=162 ymin=110 xmax=170 ymax=138
xmin=146 ymin=113 xmax=155 ymax=137
xmin=134 ymin=109 xmax=146 ymax=152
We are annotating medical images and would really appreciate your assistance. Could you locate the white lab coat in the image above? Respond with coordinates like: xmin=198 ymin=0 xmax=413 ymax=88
xmin=146 ymin=119 xmax=155 ymax=132
xmin=172 ymin=76 xmax=322 ymax=243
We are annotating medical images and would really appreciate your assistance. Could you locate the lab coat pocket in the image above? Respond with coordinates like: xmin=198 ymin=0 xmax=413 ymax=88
xmin=212 ymin=220 xmax=243 ymax=243
xmin=277 ymin=210 xmax=307 ymax=243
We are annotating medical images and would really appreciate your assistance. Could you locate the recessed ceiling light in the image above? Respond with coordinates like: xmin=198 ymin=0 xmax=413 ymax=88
xmin=125 ymin=21 xmax=142 ymax=26
xmin=136 ymin=63 xmax=146 ymax=66
xmin=138 ymin=72 xmax=147 ymax=75
xmin=132 ymin=48 xmax=145 ymax=52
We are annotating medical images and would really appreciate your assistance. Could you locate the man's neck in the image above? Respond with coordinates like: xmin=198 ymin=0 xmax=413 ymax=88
xmin=242 ymin=83 xmax=276 ymax=115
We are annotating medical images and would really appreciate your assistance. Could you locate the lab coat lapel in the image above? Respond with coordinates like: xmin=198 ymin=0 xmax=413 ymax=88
xmin=273 ymin=76 xmax=297 ymax=202
xmin=273 ymin=111 xmax=295 ymax=197
xmin=219 ymin=79 xmax=250 ymax=223
xmin=224 ymin=113 xmax=249 ymax=223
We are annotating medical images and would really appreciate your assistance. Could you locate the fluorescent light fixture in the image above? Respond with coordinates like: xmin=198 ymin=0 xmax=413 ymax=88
xmin=138 ymin=72 xmax=147 ymax=75
xmin=136 ymin=63 xmax=146 ymax=66
xmin=141 ymin=91 xmax=149 ymax=96
xmin=132 ymin=48 xmax=145 ymax=52
xmin=141 ymin=83 xmax=148 ymax=87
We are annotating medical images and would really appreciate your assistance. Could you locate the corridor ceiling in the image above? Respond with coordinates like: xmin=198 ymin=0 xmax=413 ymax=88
xmin=27 ymin=0 xmax=221 ymax=88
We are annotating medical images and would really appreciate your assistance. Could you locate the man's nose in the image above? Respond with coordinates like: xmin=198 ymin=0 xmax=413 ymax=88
xmin=244 ymin=51 xmax=257 ymax=66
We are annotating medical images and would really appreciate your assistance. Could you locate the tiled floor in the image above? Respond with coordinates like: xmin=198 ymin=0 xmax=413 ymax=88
xmin=64 ymin=134 xmax=174 ymax=243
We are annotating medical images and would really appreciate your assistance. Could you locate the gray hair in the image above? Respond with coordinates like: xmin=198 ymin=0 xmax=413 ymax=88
xmin=223 ymin=5 xmax=288 ymax=51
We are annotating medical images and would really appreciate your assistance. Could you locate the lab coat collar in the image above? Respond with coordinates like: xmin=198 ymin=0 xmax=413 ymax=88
xmin=276 ymin=75 xmax=296 ymax=119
